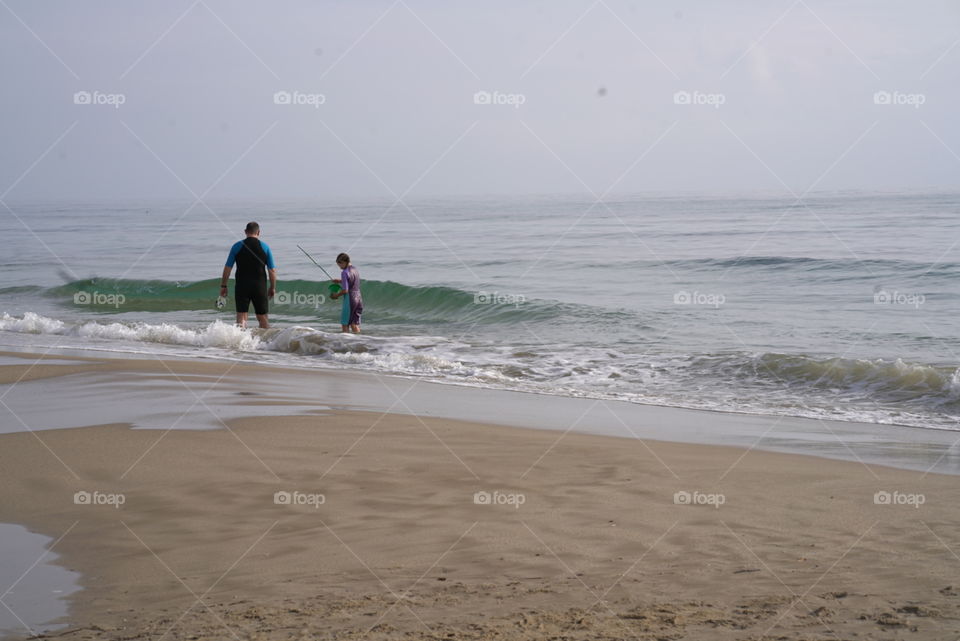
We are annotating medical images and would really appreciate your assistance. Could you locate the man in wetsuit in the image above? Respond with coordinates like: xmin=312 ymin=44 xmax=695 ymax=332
xmin=330 ymin=252 xmax=362 ymax=333
xmin=219 ymin=222 xmax=277 ymax=329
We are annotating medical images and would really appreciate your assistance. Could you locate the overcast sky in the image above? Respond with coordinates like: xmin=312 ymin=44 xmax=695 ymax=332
xmin=2 ymin=0 xmax=958 ymax=200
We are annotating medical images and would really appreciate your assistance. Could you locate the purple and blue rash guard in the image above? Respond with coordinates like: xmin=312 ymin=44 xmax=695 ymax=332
xmin=340 ymin=265 xmax=362 ymax=304
xmin=225 ymin=238 xmax=276 ymax=284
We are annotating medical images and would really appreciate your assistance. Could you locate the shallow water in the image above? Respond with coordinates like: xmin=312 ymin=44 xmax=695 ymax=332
xmin=0 ymin=523 xmax=80 ymax=637
xmin=2 ymin=191 xmax=960 ymax=431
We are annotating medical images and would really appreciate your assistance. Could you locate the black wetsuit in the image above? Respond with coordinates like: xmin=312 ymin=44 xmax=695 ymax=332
xmin=226 ymin=237 xmax=275 ymax=315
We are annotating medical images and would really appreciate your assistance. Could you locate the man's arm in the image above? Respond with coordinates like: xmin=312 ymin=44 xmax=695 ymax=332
xmin=219 ymin=266 xmax=232 ymax=296
xmin=221 ymin=241 xmax=240 ymax=296
xmin=268 ymin=268 xmax=277 ymax=298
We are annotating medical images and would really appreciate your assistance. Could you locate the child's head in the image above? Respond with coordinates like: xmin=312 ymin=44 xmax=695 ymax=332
xmin=336 ymin=252 xmax=350 ymax=268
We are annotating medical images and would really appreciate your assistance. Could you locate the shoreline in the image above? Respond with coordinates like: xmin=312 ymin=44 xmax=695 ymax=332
xmin=0 ymin=352 xmax=959 ymax=638
xmin=0 ymin=348 xmax=958 ymax=476
xmin=0 ymin=313 xmax=957 ymax=434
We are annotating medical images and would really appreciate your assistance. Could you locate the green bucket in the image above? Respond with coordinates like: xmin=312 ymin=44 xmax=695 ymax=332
xmin=328 ymin=283 xmax=341 ymax=295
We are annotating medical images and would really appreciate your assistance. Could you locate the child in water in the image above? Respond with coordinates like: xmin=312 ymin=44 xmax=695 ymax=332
xmin=330 ymin=252 xmax=362 ymax=333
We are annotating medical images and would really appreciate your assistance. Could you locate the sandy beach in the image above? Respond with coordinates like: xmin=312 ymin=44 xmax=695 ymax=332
xmin=1 ymin=354 xmax=959 ymax=640
xmin=5 ymin=0 xmax=959 ymax=637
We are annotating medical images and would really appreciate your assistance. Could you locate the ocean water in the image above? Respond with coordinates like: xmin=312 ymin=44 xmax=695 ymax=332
xmin=2 ymin=191 xmax=960 ymax=431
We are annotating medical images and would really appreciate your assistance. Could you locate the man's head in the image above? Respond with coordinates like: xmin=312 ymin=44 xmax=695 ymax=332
xmin=336 ymin=252 xmax=350 ymax=268
xmin=245 ymin=222 xmax=260 ymax=237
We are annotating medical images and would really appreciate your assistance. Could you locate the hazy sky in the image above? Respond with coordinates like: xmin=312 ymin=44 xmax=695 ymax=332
xmin=2 ymin=0 xmax=959 ymax=200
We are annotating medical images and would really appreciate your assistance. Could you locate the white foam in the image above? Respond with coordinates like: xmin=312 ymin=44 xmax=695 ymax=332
xmin=0 ymin=312 xmax=66 ymax=334
xmin=949 ymin=368 xmax=960 ymax=398
xmin=331 ymin=350 xmax=510 ymax=381
xmin=0 ymin=313 xmax=261 ymax=351
xmin=1 ymin=311 xmax=958 ymax=432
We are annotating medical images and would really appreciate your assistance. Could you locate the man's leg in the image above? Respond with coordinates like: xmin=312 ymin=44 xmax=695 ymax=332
xmin=249 ymin=284 xmax=269 ymax=329
xmin=235 ymin=285 xmax=251 ymax=328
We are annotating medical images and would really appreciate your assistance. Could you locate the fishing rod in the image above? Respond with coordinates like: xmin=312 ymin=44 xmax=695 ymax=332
xmin=297 ymin=245 xmax=335 ymax=280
